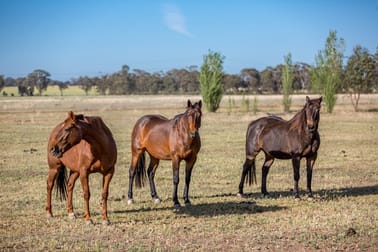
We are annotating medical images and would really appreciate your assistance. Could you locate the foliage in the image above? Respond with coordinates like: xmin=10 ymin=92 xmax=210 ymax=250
xmin=0 ymin=75 xmax=4 ymax=92
xmin=2 ymin=29 xmax=377 ymax=97
xmin=311 ymin=30 xmax=344 ymax=113
xmin=241 ymin=95 xmax=250 ymax=112
xmin=199 ymin=50 xmax=225 ymax=112
xmin=28 ymin=69 xmax=51 ymax=96
xmin=344 ymin=45 xmax=376 ymax=111
xmin=240 ymin=68 xmax=260 ymax=93
xmin=252 ymin=95 xmax=258 ymax=115
xmin=282 ymin=53 xmax=293 ymax=112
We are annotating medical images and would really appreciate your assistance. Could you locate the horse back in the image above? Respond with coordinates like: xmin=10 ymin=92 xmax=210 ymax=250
xmin=245 ymin=116 xmax=283 ymax=157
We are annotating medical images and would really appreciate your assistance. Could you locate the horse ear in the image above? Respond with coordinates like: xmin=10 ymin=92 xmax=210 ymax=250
xmin=187 ymin=100 xmax=192 ymax=108
xmin=306 ymin=96 xmax=310 ymax=103
xmin=198 ymin=100 xmax=202 ymax=109
xmin=67 ymin=111 xmax=76 ymax=121
xmin=319 ymin=96 xmax=323 ymax=103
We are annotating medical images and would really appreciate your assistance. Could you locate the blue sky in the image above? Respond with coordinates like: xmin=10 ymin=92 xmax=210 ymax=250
xmin=1 ymin=0 xmax=377 ymax=81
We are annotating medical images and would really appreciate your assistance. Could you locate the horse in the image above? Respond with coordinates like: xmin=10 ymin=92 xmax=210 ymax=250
xmin=238 ymin=96 xmax=322 ymax=199
xmin=128 ymin=100 xmax=202 ymax=209
xmin=46 ymin=111 xmax=117 ymax=224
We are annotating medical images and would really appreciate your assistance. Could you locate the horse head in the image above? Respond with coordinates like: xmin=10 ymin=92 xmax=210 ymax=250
xmin=50 ymin=111 xmax=84 ymax=158
xmin=186 ymin=100 xmax=202 ymax=138
xmin=305 ymin=96 xmax=322 ymax=132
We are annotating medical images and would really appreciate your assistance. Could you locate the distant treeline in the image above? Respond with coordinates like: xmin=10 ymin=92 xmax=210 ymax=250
xmin=1 ymin=48 xmax=377 ymax=97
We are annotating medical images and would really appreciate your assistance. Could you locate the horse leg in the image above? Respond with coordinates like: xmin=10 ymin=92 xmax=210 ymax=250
xmin=101 ymin=167 xmax=114 ymax=225
xmin=238 ymin=158 xmax=255 ymax=197
xmin=172 ymin=158 xmax=181 ymax=208
xmin=46 ymin=167 xmax=58 ymax=219
xmin=292 ymin=156 xmax=301 ymax=199
xmin=147 ymin=156 xmax=161 ymax=203
xmin=67 ymin=171 xmax=79 ymax=219
xmin=79 ymin=171 xmax=92 ymax=224
xmin=128 ymin=149 xmax=143 ymax=205
xmin=261 ymin=156 xmax=274 ymax=197
xmin=306 ymin=155 xmax=317 ymax=198
xmin=183 ymin=157 xmax=196 ymax=206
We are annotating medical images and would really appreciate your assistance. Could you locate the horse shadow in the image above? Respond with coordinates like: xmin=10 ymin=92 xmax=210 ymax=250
xmin=111 ymin=198 xmax=286 ymax=218
xmin=175 ymin=201 xmax=286 ymax=217
xmin=238 ymin=184 xmax=378 ymax=200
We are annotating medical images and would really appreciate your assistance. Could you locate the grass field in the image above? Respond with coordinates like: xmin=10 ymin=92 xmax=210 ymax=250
xmin=0 ymin=94 xmax=377 ymax=251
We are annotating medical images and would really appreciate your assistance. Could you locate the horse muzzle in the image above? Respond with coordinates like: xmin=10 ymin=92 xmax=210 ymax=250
xmin=307 ymin=125 xmax=316 ymax=132
xmin=50 ymin=145 xmax=63 ymax=158
xmin=189 ymin=130 xmax=197 ymax=138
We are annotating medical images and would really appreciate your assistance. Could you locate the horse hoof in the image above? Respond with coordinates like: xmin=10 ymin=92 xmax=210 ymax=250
xmin=173 ymin=203 xmax=181 ymax=210
xmin=236 ymin=193 xmax=245 ymax=198
xmin=68 ymin=212 xmax=76 ymax=220
xmin=102 ymin=220 xmax=111 ymax=225
xmin=185 ymin=201 xmax=191 ymax=207
xmin=46 ymin=214 xmax=53 ymax=220
xmin=153 ymin=197 xmax=161 ymax=204
xmin=86 ymin=219 xmax=94 ymax=225
xmin=127 ymin=199 xmax=134 ymax=205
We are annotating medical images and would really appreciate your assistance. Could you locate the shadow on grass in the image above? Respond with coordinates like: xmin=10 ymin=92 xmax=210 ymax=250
xmin=112 ymin=199 xmax=286 ymax=218
xmin=176 ymin=201 xmax=286 ymax=217
xmin=316 ymin=184 xmax=378 ymax=200
xmin=238 ymin=184 xmax=378 ymax=200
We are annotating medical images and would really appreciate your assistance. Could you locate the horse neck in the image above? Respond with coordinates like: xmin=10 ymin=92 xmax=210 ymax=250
xmin=174 ymin=113 xmax=191 ymax=139
xmin=79 ymin=118 xmax=113 ymax=148
xmin=288 ymin=107 xmax=307 ymax=133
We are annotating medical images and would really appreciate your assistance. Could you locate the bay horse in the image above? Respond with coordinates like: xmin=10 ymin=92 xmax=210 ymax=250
xmin=238 ymin=96 xmax=322 ymax=199
xmin=46 ymin=111 xmax=117 ymax=224
xmin=128 ymin=100 xmax=202 ymax=208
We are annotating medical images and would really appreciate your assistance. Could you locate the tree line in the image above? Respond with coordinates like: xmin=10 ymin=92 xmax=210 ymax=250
xmin=1 ymin=32 xmax=377 ymax=102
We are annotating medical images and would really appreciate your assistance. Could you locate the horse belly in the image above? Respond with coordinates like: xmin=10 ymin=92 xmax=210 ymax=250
xmin=268 ymin=150 xmax=292 ymax=159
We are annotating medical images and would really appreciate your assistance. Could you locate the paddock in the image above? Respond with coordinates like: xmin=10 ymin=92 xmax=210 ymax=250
xmin=0 ymin=94 xmax=377 ymax=251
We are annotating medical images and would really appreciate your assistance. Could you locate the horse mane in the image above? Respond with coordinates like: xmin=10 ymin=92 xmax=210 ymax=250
xmin=172 ymin=113 xmax=187 ymax=132
xmin=288 ymin=106 xmax=306 ymax=132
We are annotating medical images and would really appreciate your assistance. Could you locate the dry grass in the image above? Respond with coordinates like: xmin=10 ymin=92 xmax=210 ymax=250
xmin=0 ymin=94 xmax=377 ymax=251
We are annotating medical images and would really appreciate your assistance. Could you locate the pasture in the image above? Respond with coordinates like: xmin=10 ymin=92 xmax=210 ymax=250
xmin=0 ymin=94 xmax=377 ymax=251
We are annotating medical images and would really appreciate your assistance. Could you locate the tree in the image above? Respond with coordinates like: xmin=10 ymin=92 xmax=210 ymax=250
xmin=311 ymin=30 xmax=344 ymax=113
xmin=282 ymin=53 xmax=293 ymax=112
xmin=0 ymin=75 xmax=4 ymax=92
xmin=58 ymin=81 xmax=69 ymax=96
xmin=16 ymin=77 xmax=33 ymax=96
xmin=223 ymin=73 xmax=244 ymax=93
xmin=199 ymin=50 xmax=225 ymax=112
xmin=28 ymin=69 xmax=51 ymax=96
xmin=240 ymin=68 xmax=260 ymax=93
xmin=76 ymin=76 xmax=93 ymax=95
xmin=292 ymin=63 xmax=312 ymax=91
xmin=344 ymin=45 xmax=376 ymax=111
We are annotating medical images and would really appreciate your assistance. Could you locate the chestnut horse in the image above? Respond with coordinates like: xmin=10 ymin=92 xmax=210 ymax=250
xmin=238 ymin=96 xmax=322 ymax=199
xmin=128 ymin=100 xmax=202 ymax=208
xmin=46 ymin=111 xmax=117 ymax=224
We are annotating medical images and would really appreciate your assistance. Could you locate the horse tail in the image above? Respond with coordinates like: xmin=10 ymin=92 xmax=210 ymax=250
xmin=246 ymin=159 xmax=257 ymax=186
xmin=55 ymin=164 xmax=67 ymax=201
xmin=134 ymin=151 xmax=146 ymax=188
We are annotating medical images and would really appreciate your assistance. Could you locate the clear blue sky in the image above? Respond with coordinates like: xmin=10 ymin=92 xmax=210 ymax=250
xmin=1 ymin=0 xmax=377 ymax=81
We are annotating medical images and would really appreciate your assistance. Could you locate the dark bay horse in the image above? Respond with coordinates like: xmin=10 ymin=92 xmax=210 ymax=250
xmin=238 ymin=96 xmax=322 ymax=199
xmin=46 ymin=111 xmax=117 ymax=224
xmin=128 ymin=100 xmax=202 ymax=208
